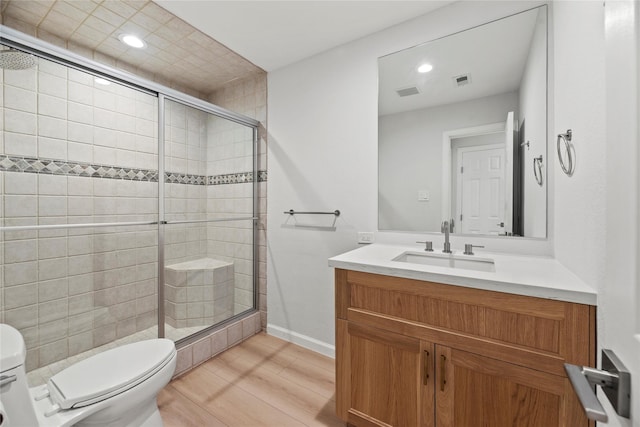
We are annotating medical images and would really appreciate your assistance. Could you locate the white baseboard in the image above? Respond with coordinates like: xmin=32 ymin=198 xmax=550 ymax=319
xmin=266 ymin=324 xmax=335 ymax=359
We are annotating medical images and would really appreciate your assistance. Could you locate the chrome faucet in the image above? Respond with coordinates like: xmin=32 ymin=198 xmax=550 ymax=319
xmin=441 ymin=220 xmax=452 ymax=253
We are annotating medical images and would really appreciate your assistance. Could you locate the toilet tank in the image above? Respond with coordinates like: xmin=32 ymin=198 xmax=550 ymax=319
xmin=0 ymin=324 xmax=26 ymax=373
xmin=0 ymin=324 xmax=39 ymax=427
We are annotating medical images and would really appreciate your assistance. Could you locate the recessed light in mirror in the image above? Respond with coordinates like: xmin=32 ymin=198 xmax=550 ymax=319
xmin=418 ymin=63 xmax=433 ymax=73
xmin=94 ymin=77 xmax=111 ymax=86
xmin=118 ymin=34 xmax=146 ymax=49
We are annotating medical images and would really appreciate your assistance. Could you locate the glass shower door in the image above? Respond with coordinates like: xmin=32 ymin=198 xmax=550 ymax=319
xmin=160 ymin=97 xmax=256 ymax=342
xmin=0 ymin=49 xmax=160 ymax=382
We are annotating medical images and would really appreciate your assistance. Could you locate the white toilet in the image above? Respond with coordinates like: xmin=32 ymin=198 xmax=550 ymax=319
xmin=0 ymin=324 xmax=176 ymax=427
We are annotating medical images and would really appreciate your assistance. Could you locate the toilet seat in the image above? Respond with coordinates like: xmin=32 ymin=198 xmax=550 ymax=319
xmin=47 ymin=339 xmax=175 ymax=410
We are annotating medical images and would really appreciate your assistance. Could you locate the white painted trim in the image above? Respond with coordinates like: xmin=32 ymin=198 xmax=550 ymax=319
xmin=441 ymin=122 xmax=505 ymax=224
xmin=504 ymin=112 xmax=515 ymax=235
xmin=266 ymin=324 xmax=335 ymax=358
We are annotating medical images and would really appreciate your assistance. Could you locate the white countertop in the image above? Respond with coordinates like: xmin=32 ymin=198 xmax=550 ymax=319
xmin=328 ymin=244 xmax=597 ymax=305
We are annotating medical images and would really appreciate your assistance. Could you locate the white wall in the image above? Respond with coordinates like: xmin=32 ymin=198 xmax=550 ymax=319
xmin=268 ymin=2 xmax=639 ymax=422
xmin=267 ymin=1 xmax=549 ymax=353
xmin=519 ymin=7 xmax=548 ymax=237
xmin=554 ymin=1 xmax=640 ymax=423
xmin=552 ymin=2 xmax=607 ymax=299
xmin=601 ymin=0 xmax=639 ymax=424
xmin=379 ymin=92 xmax=518 ymax=231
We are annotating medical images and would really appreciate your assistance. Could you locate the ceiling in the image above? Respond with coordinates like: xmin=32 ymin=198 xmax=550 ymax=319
xmin=1 ymin=0 xmax=454 ymax=96
xmin=379 ymin=6 xmax=541 ymax=116
xmin=0 ymin=0 xmax=265 ymax=96
xmin=153 ymin=1 xmax=454 ymax=72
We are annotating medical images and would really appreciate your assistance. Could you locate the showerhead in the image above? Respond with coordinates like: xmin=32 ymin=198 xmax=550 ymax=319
xmin=0 ymin=48 xmax=37 ymax=70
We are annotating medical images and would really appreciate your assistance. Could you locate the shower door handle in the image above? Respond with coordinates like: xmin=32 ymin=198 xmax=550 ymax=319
xmin=0 ymin=374 xmax=16 ymax=387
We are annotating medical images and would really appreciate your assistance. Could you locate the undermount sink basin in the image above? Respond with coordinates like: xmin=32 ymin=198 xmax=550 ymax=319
xmin=392 ymin=251 xmax=495 ymax=272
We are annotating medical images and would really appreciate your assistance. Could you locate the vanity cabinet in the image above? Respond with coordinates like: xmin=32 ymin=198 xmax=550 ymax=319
xmin=345 ymin=321 xmax=434 ymax=426
xmin=335 ymin=269 xmax=596 ymax=427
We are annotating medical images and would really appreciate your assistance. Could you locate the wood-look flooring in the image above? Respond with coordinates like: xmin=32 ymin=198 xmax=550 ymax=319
xmin=158 ymin=332 xmax=345 ymax=427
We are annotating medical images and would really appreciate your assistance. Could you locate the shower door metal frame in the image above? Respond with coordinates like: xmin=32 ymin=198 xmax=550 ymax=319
xmin=0 ymin=25 xmax=261 ymax=344
xmin=158 ymin=95 xmax=260 ymax=343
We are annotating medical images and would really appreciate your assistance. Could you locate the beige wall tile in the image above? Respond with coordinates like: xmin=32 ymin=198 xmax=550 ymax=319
xmin=68 ymin=331 xmax=93 ymax=356
xmin=39 ymin=299 xmax=68 ymax=323
xmin=4 ymin=109 xmax=37 ymax=135
xmin=38 ymin=277 xmax=68 ymax=302
xmin=4 ymin=85 xmax=37 ymax=113
xmin=39 ymin=318 xmax=68 ymax=345
xmin=4 ymin=133 xmax=38 ymax=157
xmin=94 ymin=323 xmax=116 ymax=347
xmin=68 ymin=311 xmax=93 ymax=335
xmin=210 ymin=329 xmax=228 ymax=355
xmin=227 ymin=320 xmax=243 ymax=346
xmin=192 ymin=337 xmax=211 ymax=366
xmin=5 ymin=305 xmax=38 ymax=329
xmin=4 ymin=283 xmax=38 ymax=310
xmin=175 ymin=345 xmax=193 ymax=375
xmin=4 ymin=239 xmax=37 ymax=264
xmin=242 ymin=316 xmax=256 ymax=339
xmin=4 ymin=261 xmax=38 ymax=286
xmin=39 ymin=338 xmax=68 ymax=366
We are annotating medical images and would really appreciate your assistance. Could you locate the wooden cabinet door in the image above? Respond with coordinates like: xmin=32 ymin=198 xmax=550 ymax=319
xmin=435 ymin=345 xmax=585 ymax=427
xmin=347 ymin=322 xmax=434 ymax=427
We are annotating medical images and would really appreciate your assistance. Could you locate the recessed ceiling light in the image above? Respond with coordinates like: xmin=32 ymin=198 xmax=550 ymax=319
xmin=418 ymin=63 xmax=433 ymax=73
xmin=118 ymin=34 xmax=146 ymax=49
xmin=94 ymin=77 xmax=111 ymax=86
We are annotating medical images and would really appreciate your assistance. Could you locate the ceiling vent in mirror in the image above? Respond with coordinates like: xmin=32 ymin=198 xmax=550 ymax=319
xmin=396 ymin=86 xmax=420 ymax=97
xmin=453 ymin=74 xmax=471 ymax=87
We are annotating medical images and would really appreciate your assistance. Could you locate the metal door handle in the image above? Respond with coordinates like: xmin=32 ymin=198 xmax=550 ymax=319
xmin=564 ymin=364 xmax=608 ymax=422
xmin=564 ymin=349 xmax=631 ymax=422
xmin=0 ymin=374 xmax=17 ymax=387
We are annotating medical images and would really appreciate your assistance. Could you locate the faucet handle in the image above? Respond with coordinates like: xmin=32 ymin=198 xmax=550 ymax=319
xmin=416 ymin=241 xmax=434 ymax=252
xmin=463 ymin=244 xmax=484 ymax=255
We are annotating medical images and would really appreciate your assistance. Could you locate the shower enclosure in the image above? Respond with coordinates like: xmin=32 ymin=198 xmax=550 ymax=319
xmin=0 ymin=27 xmax=259 ymax=381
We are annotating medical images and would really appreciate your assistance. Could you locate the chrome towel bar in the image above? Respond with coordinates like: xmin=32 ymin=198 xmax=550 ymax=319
xmin=284 ymin=209 xmax=340 ymax=216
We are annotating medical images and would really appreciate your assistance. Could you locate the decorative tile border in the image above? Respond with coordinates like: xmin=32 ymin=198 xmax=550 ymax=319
xmin=0 ymin=155 xmax=159 ymax=181
xmin=0 ymin=155 xmax=266 ymax=185
xmin=208 ymin=170 xmax=267 ymax=185
xmin=166 ymin=172 xmax=207 ymax=185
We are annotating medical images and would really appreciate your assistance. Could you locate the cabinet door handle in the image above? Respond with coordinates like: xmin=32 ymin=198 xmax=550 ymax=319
xmin=440 ymin=354 xmax=447 ymax=392
xmin=423 ymin=350 xmax=430 ymax=385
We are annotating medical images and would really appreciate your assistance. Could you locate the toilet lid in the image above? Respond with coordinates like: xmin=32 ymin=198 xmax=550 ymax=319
xmin=48 ymin=339 xmax=176 ymax=410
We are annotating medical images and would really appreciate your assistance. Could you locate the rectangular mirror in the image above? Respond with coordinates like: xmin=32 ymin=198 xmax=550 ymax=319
xmin=378 ymin=6 xmax=547 ymax=238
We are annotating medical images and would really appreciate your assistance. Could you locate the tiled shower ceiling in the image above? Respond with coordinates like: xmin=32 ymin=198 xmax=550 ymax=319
xmin=0 ymin=0 xmax=265 ymax=97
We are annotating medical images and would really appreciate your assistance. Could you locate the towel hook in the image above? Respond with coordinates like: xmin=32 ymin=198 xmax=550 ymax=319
xmin=557 ymin=129 xmax=575 ymax=176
